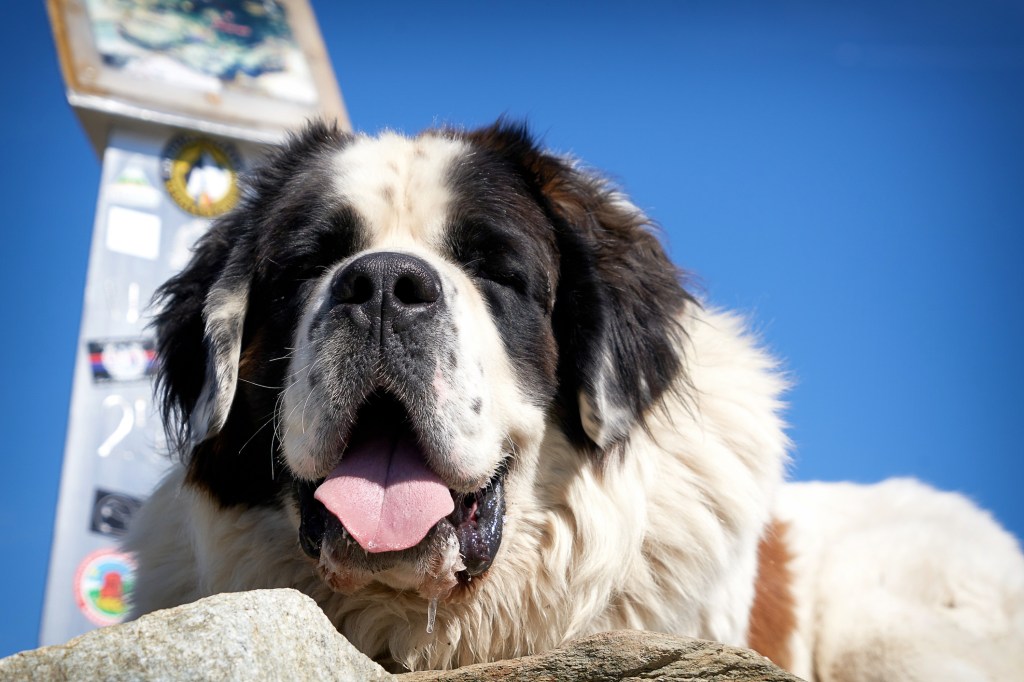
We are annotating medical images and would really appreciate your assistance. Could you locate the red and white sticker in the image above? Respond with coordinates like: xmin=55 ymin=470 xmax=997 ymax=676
xmin=74 ymin=548 xmax=136 ymax=627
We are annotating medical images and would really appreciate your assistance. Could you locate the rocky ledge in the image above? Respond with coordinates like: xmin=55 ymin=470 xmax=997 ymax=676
xmin=1 ymin=589 xmax=801 ymax=681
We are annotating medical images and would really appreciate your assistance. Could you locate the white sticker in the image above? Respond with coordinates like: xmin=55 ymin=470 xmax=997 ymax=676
xmin=105 ymin=206 xmax=161 ymax=260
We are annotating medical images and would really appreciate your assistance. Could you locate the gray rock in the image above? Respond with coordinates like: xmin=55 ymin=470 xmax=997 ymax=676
xmin=0 ymin=590 xmax=800 ymax=681
xmin=0 ymin=589 xmax=391 ymax=681
xmin=398 ymin=630 xmax=803 ymax=682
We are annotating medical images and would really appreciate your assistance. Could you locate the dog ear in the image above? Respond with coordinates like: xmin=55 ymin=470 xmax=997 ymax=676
xmin=153 ymin=120 xmax=346 ymax=459
xmin=550 ymin=166 xmax=692 ymax=451
xmin=468 ymin=121 xmax=692 ymax=451
xmin=153 ymin=215 xmax=253 ymax=454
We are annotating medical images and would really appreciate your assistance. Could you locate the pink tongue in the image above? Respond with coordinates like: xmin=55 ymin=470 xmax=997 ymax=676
xmin=314 ymin=429 xmax=454 ymax=553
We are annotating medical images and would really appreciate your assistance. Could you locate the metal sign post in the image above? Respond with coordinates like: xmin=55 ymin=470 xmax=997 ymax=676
xmin=42 ymin=0 xmax=347 ymax=646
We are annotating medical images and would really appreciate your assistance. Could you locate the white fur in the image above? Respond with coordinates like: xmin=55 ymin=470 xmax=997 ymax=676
xmin=333 ymin=132 xmax=463 ymax=250
xmin=577 ymin=349 xmax=636 ymax=449
xmin=190 ymin=284 xmax=248 ymax=445
xmin=777 ymin=478 xmax=1024 ymax=681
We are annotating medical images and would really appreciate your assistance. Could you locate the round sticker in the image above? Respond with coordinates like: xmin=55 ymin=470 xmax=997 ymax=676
xmin=161 ymin=135 xmax=241 ymax=217
xmin=74 ymin=549 xmax=136 ymax=627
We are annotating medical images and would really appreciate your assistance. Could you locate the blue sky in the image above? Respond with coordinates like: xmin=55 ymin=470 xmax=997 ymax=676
xmin=2 ymin=0 xmax=1023 ymax=658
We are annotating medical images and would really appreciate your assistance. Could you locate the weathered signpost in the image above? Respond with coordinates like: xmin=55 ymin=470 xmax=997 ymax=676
xmin=42 ymin=0 xmax=348 ymax=645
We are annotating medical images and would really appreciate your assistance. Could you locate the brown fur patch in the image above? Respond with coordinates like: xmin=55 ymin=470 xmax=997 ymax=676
xmin=747 ymin=519 xmax=796 ymax=671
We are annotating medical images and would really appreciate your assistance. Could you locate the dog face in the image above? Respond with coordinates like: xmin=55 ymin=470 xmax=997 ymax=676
xmin=153 ymin=121 xmax=689 ymax=606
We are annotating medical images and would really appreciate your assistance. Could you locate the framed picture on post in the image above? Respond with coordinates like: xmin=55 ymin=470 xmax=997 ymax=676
xmin=48 ymin=0 xmax=348 ymax=148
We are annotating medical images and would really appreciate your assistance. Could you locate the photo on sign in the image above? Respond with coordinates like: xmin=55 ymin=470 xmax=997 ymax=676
xmin=83 ymin=0 xmax=317 ymax=105
xmin=49 ymin=0 xmax=349 ymax=154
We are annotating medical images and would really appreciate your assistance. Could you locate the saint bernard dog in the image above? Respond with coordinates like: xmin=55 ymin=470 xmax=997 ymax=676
xmin=126 ymin=120 xmax=1024 ymax=679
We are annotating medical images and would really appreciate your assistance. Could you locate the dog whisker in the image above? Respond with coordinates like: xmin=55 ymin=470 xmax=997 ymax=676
xmin=267 ymin=351 xmax=298 ymax=363
xmin=237 ymin=410 xmax=278 ymax=454
xmin=239 ymin=378 xmax=283 ymax=390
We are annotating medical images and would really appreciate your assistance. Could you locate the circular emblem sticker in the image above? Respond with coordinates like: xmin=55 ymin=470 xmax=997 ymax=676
xmin=74 ymin=549 xmax=136 ymax=627
xmin=161 ymin=135 xmax=241 ymax=217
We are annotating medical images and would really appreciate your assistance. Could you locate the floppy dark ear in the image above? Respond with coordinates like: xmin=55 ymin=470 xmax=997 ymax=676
xmin=468 ymin=122 xmax=692 ymax=451
xmin=153 ymin=120 xmax=346 ymax=458
xmin=548 ymin=163 xmax=692 ymax=450
xmin=153 ymin=215 xmax=253 ymax=455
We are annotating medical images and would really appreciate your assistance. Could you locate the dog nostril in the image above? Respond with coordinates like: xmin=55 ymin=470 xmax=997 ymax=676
xmin=338 ymin=273 xmax=374 ymax=305
xmin=394 ymin=273 xmax=439 ymax=305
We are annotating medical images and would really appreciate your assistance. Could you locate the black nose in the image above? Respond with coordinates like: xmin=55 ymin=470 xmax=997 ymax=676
xmin=330 ymin=251 xmax=441 ymax=328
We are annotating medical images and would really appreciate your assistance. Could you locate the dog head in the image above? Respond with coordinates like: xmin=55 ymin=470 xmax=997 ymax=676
xmin=153 ymin=120 xmax=691 ymax=601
